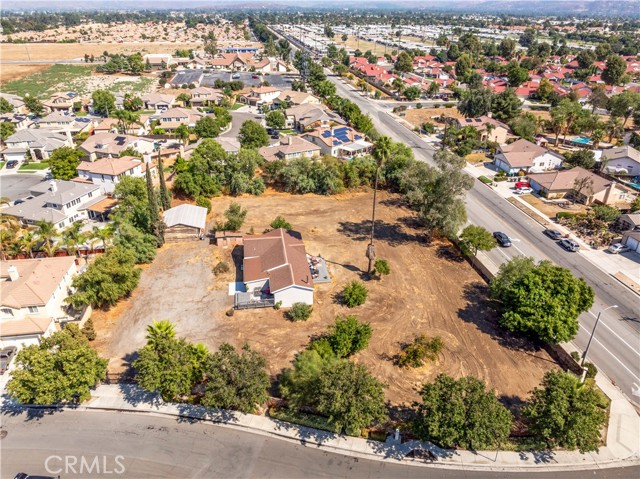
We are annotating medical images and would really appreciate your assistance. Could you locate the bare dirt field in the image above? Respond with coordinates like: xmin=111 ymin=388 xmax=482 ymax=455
xmin=404 ymin=107 xmax=462 ymax=128
xmin=92 ymin=190 xmax=558 ymax=406
xmin=0 ymin=42 xmax=201 ymax=62
xmin=0 ymin=64 xmax=52 ymax=83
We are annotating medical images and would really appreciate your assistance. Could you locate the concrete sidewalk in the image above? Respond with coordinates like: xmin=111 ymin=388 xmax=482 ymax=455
xmin=5 ymin=382 xmax=638 ymax=473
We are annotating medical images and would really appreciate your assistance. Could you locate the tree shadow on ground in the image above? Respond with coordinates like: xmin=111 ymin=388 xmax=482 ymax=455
xmin=175 ymin=402 xmax=240 ymax=424
xmin=337 ymin=220 xmax=422 ymax=247
xmin=0 ymin=393 xmax=63 ymax=421
xmin=518 ymin=449 xmax=557 ymax=464
xmin=118 ymin=383 xmax=162 ymax=408
xmin=268 ymin=414 xmax=341 ymax=445
xmin=457 ymin=282 xmax=546 ymax=353
xmin=232 ymin=245 xmax=244 ymax=282
xmin=434 ymin=243 xmax=466 ymax=263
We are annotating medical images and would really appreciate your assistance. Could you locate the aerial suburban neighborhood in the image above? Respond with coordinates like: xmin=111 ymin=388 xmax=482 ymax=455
xmin=0 ymin=1 xmax=639 ymax=478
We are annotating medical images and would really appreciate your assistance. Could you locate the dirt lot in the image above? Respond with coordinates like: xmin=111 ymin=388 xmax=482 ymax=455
xmin=520 ymin=194 xmax=589 ymax=218
xmin=0 ymin=64 xmax=53 ymax=83
xmin=93 ymin=190 xmax=557 ymax=406
xmin=404 ymin=107 xmax=461 ymax=128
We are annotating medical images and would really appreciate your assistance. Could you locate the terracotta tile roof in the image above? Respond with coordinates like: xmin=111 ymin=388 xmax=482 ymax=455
xmin=76 ymin=156 xmax=149 ymax=176
xmin=243 ymin=229 xmax=313 ymax=293
xmin=528 ymin=167 xmax=610 ymax=192
xmin=1 ymin=316 xmax=54 ymax=337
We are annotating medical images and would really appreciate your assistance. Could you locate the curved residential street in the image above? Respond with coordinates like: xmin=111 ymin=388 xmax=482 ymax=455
xmin=1 ymin=410 xmax=638 ymax=479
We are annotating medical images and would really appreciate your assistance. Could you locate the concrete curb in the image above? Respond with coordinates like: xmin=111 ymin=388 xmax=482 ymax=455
xmin=8 ymin=397 xmax=639 ymax=473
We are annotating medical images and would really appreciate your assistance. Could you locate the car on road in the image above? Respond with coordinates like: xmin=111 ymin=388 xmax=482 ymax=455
xmin=515 ymin=187 xmax=533 ymax=194
xmin=6 ymin=160 xmax=19 ymax=169
xmin=543 ymin=229 xmax=563 ymax=240
xmin=493 ymin=231 xmax=512 ymax=247
xmin=608 ymin=243 xmax=630 ymax=254
xmin=559 ymin=238 xmax=580 ymax=252
xmin=231 ymin=73 xmax=241 ymax=79
xmin=252 ymin=75 xmax=259 ymax=79
xmin=0 ymin=346 xmax=17 ymax=374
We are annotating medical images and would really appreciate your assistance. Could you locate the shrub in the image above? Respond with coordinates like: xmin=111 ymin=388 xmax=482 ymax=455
xmin=213 ymin=261 xmax=230 ymax=275
xmin=478 ymin=176 xmax=492 ymax=184
xmin=556 ymin=212 xmax=580 ymax=220
xmin=443 ymin=102 xmax=454 ymax=108
xmin=287 ymin=302 xmax=313 ymax=322
xmin=81 ymin=318 xmax=96 ymax=341
xmin=270 ymin=215 xmax=292 ymax=230
xmin=373 ymin=258 xmax=390 ymax=278
xmin=196 ymin=196 xmax=212 ymax=213
xmin=433 ymin=104 xmax=441 ymax=109
xmin=396 ymin=335 xmax=443 ymax=368
xmin=592 ymin=204 xmax=620 ymax=223
xmin=341 ymin=280 xmax=368 ymax=308
xmin=328 ymin=315 xmax=372 ymax=358
xmin=308 ymin=337 xmax=335 ymax=360
xmin=273 ymin=301 xmax=282 ymax=310
xmin=226 ymin=308 xmax=234 ymax=317
xmin=416 ymin=102 xmax=423 ymax=109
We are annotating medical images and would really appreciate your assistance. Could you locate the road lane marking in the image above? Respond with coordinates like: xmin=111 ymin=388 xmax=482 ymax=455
xmin=579 ymin=323 xmax=640 ymax=382
xmin=586 ymin=310 xmax=640 ymax=357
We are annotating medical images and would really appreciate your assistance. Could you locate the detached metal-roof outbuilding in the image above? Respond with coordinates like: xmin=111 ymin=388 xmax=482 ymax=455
xmin=163 ymin=204 xmax=208 ymax=241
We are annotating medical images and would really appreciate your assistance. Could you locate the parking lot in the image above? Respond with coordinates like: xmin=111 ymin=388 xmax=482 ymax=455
xmin=172 ymin=70 xmax=295 ymax=89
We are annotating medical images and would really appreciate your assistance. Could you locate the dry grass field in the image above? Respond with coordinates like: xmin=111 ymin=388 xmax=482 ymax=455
xmin=92 ymin=190 xmax=557 ymax=407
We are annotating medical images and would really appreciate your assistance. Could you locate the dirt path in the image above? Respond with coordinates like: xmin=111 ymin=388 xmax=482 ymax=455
xmin=93 ymin=190 xmax=557 ymax=405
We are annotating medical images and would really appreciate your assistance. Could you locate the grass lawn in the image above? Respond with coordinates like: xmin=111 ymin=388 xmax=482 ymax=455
xmin=2 ymin=64 xmax=94 ymax=98
xmin=227 ymin=103 xmax=245 ymax=111
xmin=0 ymin=161 xmax=5 ymax=170
xmin=105 ymin=76 xmax=155 ymax=94
xmin=19 ymin=162 xmax=50 ymax=171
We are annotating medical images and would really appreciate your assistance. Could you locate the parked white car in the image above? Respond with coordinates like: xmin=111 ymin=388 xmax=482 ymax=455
xmin=515 ymin=187 xmax=533 ymax=195
xmin=608 ymin=243 xmax=630 ymax=254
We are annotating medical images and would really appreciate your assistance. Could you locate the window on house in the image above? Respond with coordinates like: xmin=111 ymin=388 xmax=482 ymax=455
xmin=28 ymin=306 xmax=39 ymax=313
xmin=1 ymin=308 xmax=13 ymax=316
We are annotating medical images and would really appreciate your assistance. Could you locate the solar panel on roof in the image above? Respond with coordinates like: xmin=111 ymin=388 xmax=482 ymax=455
xmin=322 ymin=130 xmax=331 ymax=138
xmin=333 ymin=140 xmax=341 ymax=145
xmin=354 ymin=135 xmax=362 ymax=140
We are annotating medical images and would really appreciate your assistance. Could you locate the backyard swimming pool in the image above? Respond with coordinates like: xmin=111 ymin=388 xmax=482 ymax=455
xmin=572 ymin=135 xmax=591 ymax=145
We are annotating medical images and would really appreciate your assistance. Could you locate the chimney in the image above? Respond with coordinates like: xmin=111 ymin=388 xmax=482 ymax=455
xmin=50 ymin=180 xmax=57 ymax=193
xmin=7 ymin=265 xmax=19 ymax=282
xmin=602 ymin=181 xmax=616 ymax=205
xmin=143 ymin=153 xmax=152 ymax=164
xmin=281 ymin=135 xmax=291 ymax=145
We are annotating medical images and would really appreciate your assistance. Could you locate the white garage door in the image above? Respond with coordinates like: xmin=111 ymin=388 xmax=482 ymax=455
xmin=625 ymin=236 xmax=640 ymax=252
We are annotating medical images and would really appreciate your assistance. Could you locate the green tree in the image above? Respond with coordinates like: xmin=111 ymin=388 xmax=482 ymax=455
xmin=536 ymin=78 xmax=554 ymax=103
xmin=113 ymin=221 xmax=157 ymax=264
xmin=550 ymin=99 xmax=583 ymax=145
xmin=457 ymin=87 xmax=493 ymax=118
xmin=594 ymin=43 xmax=612 ymax=62
xmin=492 ymin=259 xmax=594 ymax=343
xmin=402 ymin=150 xmax=474 ymax=241
xmin=35 ymin=220 xmax=58 ymax=257
xmin=576 ymin=50 xmax=596 ymax=70
xmin=194 ymin=116 xmax=222 ymax=138
xmin=92 ymin=89 xmax=116 ymax=116
xmin=315 ymin=360 xmax=387 ymax=435
xmin=588 ymin=85 xmax=609 ymax=113
xmin=524 ymin=371 xmax=606 ymax=453
xmin=413 ymin=374 xmax=512 ymax=449
xmin=592 ymin=204 xmax=621 ymax=223
xmin=602 ymin=54 xmax=628 ymax=86
xmin=394 ymin=51 xmax=414 ymax=73
xmin=174 ymin=124 xmax=190 ymax=145
xmin=67 ymin=247 xmax=141 ymax=308
xmin=565 ymin=149 xmax=596 ymax=169
xmin=460 ymin=225 xmax=496 ymax=259
xmin=113 ymin=176 xmax=150 ymax=232
xmin=373 ymin=258 xmax=390 ymax=279
xmin=608 ymin=91 xmax=640 ymax=129
xmin=455 ymin=53 xmax=473 ymax=83
xmin=7 ymin=327 xmax=107 ymax=404
xmin=498 ymin=38 xmax=517 ymax=60
xmin=123 ymin=93 xmax=143 ymax=112
xmin=49 ymin=146 xmax=82 ymax=180
xmin=238 ymin=120 xmax=269 ymax=149
xmin=266 ymin=110 xmax=286 ymax=130
xmin=509 ymin=113 xmax=537 ymax=141
xmin=492 ymin=88 xmax=522 ymax=122
xmin=146 ymin=167 xmax=164 ymax=246
xmin=327 ymin=315 xmax=372 ymax=358
xmin=220 ymin=202 xmax=247 ymax=231
xmin=404 ymin=86 xmax=422 ymax=101
xmin=270 ymin=215 xmax=291 ymax=230
xmin=201 ymin=343 xmax=270 ymax=414
xmin=134 ymin=334 xmax=199 ymax=402
xmin=341 ymin=280 xmax=368 ymax=308
xmin=0 ymin=97 xmax=14 ymax=113
xmin=507 ymin=63 xmax=529 ymax=87
xmin=23 ymin=96 xmax=43 ymax=116
xmin=157 ymin=156 xmax=171 ymax=210
xmin=0 ymin=121 xmax=16 ymax=141
xmin=395 ymin=335 xmax=443 ymax=368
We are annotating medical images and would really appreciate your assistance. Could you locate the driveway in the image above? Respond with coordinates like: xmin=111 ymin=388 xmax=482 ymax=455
xmin=0 ymin=173 xmax=46 ymax=201
xmin=199 ymin=71 xmax=294 ymax=89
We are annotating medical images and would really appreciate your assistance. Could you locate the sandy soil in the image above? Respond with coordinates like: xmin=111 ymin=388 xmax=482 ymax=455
xmin=92 ymin=190 xmax=557 ymax=406
xmin=0 ymin=64 xmax=52 ymax=83
xmin=520 ymin=194 xmax=589 ymax=218
xmin=404 ymin=107 xmax=462 ymax=128
xmin=0 ymin=42 xmax=201 ymax=62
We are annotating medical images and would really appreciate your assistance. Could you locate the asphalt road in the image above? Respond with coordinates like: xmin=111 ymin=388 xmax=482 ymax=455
xmin=326 ymin=73 xmax=640 ymax=406
xmin=0 ymin=173 xmax=46 ymax=201
xmin=1 ymin=410 xmax=637 ymax=479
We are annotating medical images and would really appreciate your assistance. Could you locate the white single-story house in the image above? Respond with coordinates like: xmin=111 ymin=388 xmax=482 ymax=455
xmin=241 ymin=228 xmax=314 ymax=307
xmin=601 ymin=145 xmax=640 ymax=176
xmin=493 ymin=138 xmax=564 ymax=174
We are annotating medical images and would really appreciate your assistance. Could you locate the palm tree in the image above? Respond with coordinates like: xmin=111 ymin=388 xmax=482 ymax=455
xmin=35 ymin=220 xmax=58 ymax=257
xmin=607 ymin=118 xmax=623 ymax=143
xmin=367 ymin=136 xmax=392 ymax=274
xmin=0 ymin=228 xmax=17 ymax=260
xmin=62 ymin=221 xmax=86 ymax=257
xmin=145 ymin=320 xmax=176 ymax=348
xmin=93 ymin=224 xmax=115 ymax=252
xmin=591 ymin=129 xmax=605 ymax=149
xmin=19 ymin=232 xmax=38 ymax=258
xmin=174 ymin=124 xmax=190 ymax=145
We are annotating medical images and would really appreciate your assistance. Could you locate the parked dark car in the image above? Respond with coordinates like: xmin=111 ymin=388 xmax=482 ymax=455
xmin=493 ymin=231 xmax=512 ymax=247
xmin=543 ymin=229 xmax=563 ymax=240
xmin=559 ymin=238 xmax=580 ymax=252
xmin=14 ymin=474 xmax=57 ymax=479
xmin=0 ymin=346 xmax=17 ymax=374
xmin=6 ymin=160 xmax=19 ymax=169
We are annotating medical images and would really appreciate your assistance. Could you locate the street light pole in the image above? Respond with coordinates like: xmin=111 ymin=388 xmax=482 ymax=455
xmin=580 ymin=305 xmax=618 ymax=382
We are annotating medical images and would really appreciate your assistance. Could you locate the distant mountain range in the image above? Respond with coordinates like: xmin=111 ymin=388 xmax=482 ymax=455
xmin=5 ymin=0 xmax=640 ymax=18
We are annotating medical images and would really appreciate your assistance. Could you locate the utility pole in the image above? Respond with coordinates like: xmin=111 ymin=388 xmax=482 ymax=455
xmin=581 ymin=305 xmax=618 ymax=382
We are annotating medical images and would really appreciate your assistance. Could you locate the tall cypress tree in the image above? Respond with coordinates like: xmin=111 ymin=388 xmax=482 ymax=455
xmin=146 ymin=167 xmax=165 ymax=246
xmin=157 ymin=156 xmax=171 ymax=211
